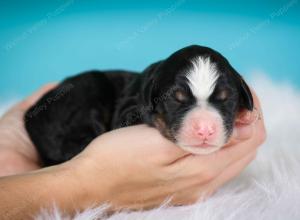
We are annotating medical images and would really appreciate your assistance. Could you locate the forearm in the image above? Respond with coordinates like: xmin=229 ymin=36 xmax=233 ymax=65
xmin=0 ymin=164 xmax=91 ymax=219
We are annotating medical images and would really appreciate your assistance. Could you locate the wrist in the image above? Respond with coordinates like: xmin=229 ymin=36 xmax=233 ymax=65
xmin=57 ymin=157 xmax=115 ymax=212
xmin=0 ymin=163 xmax=95 ymax=219
xmin=47 ymin=162 xmax=93 ymax=212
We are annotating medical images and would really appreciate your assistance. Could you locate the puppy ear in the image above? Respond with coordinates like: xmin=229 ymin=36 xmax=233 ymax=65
xmin=140 ymin=61 xmax=162 ymax=108
xmin=237 ymin=74 xmax=254 ymax=111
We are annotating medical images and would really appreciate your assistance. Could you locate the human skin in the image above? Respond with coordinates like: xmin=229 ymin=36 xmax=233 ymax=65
xmin=0 ymin=84 xmax=266 ymax=219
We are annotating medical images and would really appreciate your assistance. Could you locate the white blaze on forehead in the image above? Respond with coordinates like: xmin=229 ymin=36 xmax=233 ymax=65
xmin=186 ymin=57 xmax=219 ymax=103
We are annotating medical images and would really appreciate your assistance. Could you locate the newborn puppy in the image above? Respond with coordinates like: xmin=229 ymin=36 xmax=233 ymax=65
xmin=25 ymin=45 xmax=253 ymax=166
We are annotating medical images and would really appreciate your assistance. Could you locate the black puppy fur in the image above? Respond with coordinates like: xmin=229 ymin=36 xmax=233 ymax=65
xmin=25 ymin=45 xmax=253 ymax=166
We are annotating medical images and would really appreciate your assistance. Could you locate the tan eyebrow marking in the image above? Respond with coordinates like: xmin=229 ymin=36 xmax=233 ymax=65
xmin=175 ymin=90 xmax=187 ymax=102
xmin=216 ymin=89 xmax=229 ymax=100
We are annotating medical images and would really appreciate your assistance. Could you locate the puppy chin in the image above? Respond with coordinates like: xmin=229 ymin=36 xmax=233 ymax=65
xmin=177 ymin=143 xmax=222 ymax=155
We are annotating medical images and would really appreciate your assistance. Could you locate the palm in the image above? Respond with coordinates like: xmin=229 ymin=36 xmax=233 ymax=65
xmin=0 ymin=84 xmax=56 ymax=176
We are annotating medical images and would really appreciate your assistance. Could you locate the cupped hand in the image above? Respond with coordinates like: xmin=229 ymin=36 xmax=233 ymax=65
xmin=65 ymin=89 xmax=266 ymax=210
xmin=0 ymin=84 xmax=266 ymax=211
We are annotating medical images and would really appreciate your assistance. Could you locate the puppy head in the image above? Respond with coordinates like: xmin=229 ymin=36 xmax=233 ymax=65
xmin=141 ymin=45 xmax=253 ymax=154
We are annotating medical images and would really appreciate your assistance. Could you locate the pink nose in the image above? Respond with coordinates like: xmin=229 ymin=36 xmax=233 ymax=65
xmin=196 ymin=124 xmax=216 ymax=140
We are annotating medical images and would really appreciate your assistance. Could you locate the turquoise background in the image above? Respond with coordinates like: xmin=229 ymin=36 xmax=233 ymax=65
xmin=0 ymin=0 xmax=300 ymax=101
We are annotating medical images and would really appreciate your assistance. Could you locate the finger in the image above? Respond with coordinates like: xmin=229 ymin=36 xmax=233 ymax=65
xmin=160 ymin=146 xmax=191 ymax=166
xmin=229 ymin=122 xmax=254 ymax=143
xmin=167 ymin=150 xmax=256 ymax=206
xmin=214 ymin=129 xmax=259 ymax=169
xmin=249 ymin=88 xmax=264 ymax=123
xmin=226 ymin=89 xmax=264 ymax=145
xmin=230 ymin=108 xmax=259 ymax=141
xmin=207 ymin=150 xmax=257 ymax=191
xmin=92 ymin=125 xmax=189 ymax=164
xmin=17 ymin=83 xmax=57 ymax=111
xmin=137 ymin=127 xmax=190 ymax=164
xmin=136 ymin=126 xmax=190 ymax=163
xmin=235 ymin=109 xmax=258 ymax=125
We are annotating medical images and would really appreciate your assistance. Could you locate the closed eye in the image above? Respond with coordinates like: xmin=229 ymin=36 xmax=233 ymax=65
xmin=174 ymin=90 xmax=188 ymax=103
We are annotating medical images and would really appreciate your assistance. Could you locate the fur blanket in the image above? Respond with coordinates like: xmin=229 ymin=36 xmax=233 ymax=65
xmin=1 ymin=74 xmax=300 ymax=220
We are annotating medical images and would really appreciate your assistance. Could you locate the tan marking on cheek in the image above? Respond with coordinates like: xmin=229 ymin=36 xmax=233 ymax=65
xmin=154 ymin=115 xmax=174 ymax=140
xmin=154 ymin=115 xmax=166 ymax=130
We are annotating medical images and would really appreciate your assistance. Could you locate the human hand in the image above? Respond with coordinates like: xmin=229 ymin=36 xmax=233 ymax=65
xmin=0 ymin=84 xmax=57 ymax=176
xmin=0 ymin=85 xmax=265 ymax=217
xmin=227 ymin=89 xmax=266 ymax=145
xmin=63 ymin=91 xmax=266 ymax=211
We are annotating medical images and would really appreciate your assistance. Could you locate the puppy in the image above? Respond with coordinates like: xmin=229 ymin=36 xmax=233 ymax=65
xmin=25 ymin=45 xmax=253 ymax=166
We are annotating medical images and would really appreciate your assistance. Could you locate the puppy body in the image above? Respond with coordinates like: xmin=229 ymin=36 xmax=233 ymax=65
xmin=25 ymin=45 xmax=253 ymax=166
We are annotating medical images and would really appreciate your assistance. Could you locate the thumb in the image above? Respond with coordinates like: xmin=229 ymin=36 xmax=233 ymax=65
xmin=224 ymin=123 xmax=254 ymax=147
xmin=226 ymin=109 xmax=258 ymax=145
xmin=231 ymin=123 xmax=254 ymax=141
xmin=17 ymin=83 xmax=57 ymax=111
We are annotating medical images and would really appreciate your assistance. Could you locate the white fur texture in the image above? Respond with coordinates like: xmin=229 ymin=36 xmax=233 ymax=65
xmin=187 ymin=57 xmax=219 ymax=102
xmin=1 ymin=74 xmax=300 ymax=220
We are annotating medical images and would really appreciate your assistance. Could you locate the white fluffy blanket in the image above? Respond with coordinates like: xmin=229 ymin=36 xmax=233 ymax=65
xmin=1 ymin=74 xmax=300 ymax=220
